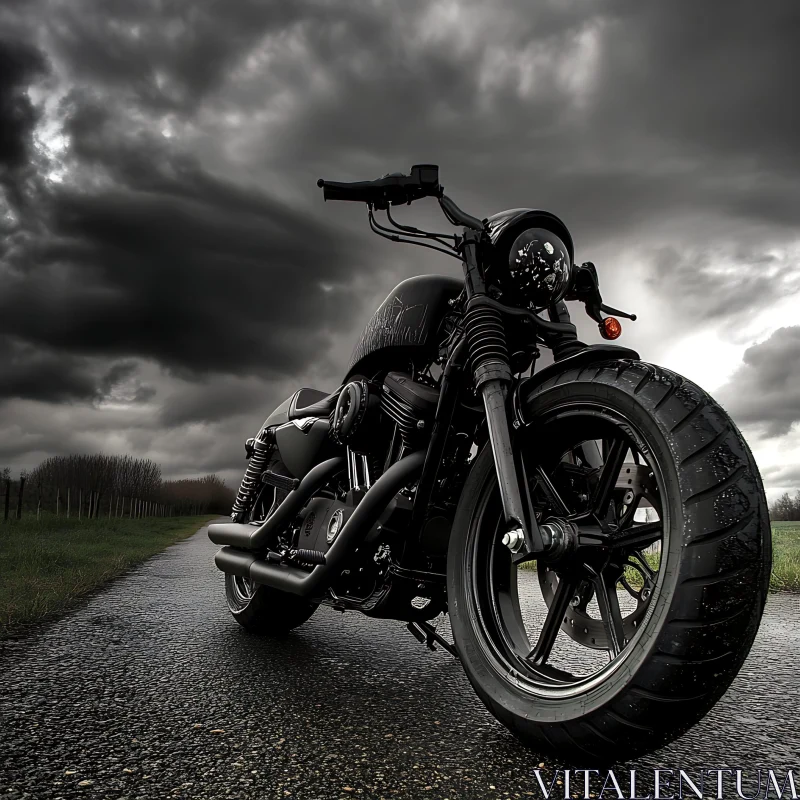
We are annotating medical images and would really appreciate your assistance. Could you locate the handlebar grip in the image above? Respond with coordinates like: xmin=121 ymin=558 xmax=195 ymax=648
xmin=317 ymin=165 xmax=441 ymax=207
xmin=316 ymin=179 xmax=383 ymax=203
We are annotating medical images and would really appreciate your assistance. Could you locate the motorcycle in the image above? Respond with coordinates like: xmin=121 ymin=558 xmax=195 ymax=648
xmin=209 ymin=165 xmax=771 ymax=761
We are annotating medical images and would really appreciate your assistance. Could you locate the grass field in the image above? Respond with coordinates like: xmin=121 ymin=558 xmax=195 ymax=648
xmin=0 ymin=514 xmax=216 ymax=639
xmin=770 ymin=521 xmax=800 ymax=592
xmin=519 ymin=522 xmax=800 ymax=593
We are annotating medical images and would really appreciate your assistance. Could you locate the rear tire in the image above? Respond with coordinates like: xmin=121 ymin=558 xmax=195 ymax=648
xmin=224 ymin=483 xmax=318 ymax=635
xmin=225 ymin=573 xmax=318 ymax=635
xmin=447 ymin=359 xmax=771 ymax=762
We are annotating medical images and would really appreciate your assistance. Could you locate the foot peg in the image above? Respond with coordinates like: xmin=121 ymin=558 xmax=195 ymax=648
xmin=289 ymin=548 xmax=326 ymax=566
xmin=262 ymin=470 xmax=300 ymax=492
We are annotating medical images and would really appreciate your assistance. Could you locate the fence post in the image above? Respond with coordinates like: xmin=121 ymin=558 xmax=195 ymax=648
xmin=16 ymin=476 xmax=25 ymax=519
xmin=4 ymin=479 xmax=10 ymax=521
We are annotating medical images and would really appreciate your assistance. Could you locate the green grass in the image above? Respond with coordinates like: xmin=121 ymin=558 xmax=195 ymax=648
xmin=0 ymin=514 xmax=217 ymax=639
xmin=519 ymin=523 xmax=800 ymax=593
xmin=770 ymin=521 xmax=800 ymax=592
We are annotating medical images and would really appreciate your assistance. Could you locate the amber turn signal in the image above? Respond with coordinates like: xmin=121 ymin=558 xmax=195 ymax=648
xmin=601 ymin=316 xmax=622 ymax=340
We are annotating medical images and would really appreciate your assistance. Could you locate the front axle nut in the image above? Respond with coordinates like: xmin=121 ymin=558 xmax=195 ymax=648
xmin=501 ymin=528 xmax=525 ymax=553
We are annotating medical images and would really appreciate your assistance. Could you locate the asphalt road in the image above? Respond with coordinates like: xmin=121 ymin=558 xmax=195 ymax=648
xmin=1 ymin=522 xmax=797 ymax=800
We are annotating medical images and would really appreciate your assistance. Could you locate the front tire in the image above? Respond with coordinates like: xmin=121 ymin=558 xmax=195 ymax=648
xmin=447 ymin=359 xmax=771 ymax=762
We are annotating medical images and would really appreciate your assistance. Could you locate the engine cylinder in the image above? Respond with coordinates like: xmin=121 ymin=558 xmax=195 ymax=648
xmin=380 ymin=372 xmax=439 ymax=451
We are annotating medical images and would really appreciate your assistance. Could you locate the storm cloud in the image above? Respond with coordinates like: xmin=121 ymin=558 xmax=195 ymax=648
xmin=1 ymin=0 xmax=799 ymax=493
xmin=718 ymin=327 xmax=800 ymax=438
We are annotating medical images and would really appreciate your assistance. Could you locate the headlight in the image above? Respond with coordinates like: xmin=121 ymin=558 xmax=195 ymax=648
xmin=508 ymin=227 xmax=572 ymax=307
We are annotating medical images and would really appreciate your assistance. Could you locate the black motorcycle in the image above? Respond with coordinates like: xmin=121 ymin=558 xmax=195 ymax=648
xmin=209 ymin=165 xmax=771 ymax=761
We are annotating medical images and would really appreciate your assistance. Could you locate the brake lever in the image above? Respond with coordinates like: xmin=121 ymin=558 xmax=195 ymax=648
xmin=568 ymin=262 xmax=637 ymax=339
xmin=600 ymin=303 xmax=637 ymax=321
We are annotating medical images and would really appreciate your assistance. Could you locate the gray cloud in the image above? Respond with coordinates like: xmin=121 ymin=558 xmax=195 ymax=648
xmin=762 ymin=464 xmax=800 ymax=489
xmin=0 ymin=95 xmax=372 ymax=384
xmin=642 ymin=243 xmax=800 ymax=332
xmin=718 ymin=327 xmax=800 ymax=437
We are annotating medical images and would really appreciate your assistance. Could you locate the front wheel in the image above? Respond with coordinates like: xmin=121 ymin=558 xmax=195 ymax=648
xmin=447 ymin=360 xmax=771 ymax=762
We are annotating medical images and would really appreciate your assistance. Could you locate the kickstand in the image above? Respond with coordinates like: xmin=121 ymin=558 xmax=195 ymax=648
xmin=406 ymin=621 xmax=460 ymax=661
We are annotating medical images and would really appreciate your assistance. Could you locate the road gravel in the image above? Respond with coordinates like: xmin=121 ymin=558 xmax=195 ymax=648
xmin=1 ymin=521 xmax=797 ymax=799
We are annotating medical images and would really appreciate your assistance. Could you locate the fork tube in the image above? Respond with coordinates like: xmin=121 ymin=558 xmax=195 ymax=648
xmin=461 ymin=229 xmax=545 ymax=555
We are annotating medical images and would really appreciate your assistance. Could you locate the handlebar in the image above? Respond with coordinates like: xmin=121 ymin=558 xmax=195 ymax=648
xmin=317 ymin=165 xmax=636 ymax=327
xmin=317 ymin=164 xmax=485 ymax=232
xmin=317 ymin=164 xmax=442 ymax=209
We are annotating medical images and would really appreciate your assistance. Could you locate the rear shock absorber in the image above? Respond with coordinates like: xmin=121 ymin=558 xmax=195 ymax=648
xmin=231 ymin=427 xmax=275 ymax=521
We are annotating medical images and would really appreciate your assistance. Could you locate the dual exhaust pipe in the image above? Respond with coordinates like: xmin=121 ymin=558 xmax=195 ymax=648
xmin=209 ymin=450 xmax=426 ymax=598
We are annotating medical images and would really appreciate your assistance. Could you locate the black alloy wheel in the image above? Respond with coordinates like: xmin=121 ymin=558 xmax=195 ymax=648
xmin=447 ymin=360 xmax=771 ymax=761
xmin=471 ymin=406 xmax=667 ymax=695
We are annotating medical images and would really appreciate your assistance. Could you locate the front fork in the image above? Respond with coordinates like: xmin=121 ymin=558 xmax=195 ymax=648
xmin=461 ymin=230 xmax=547 ymax=559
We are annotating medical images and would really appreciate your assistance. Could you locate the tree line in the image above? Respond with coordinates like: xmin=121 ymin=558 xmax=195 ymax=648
xmin=1 ymin=455 xmax=234 ymax=521
xmin=769 ymin=491 xmax=800 ymax=522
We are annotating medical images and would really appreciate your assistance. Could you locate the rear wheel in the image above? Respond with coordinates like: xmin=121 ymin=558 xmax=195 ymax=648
xmin=447 ymin=360 xmax=771 ymax=762
xmin=224 ymin=483 xmax=318 ymax=635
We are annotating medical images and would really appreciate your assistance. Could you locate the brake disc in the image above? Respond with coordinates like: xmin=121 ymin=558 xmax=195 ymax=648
xmin=537 ymin=564 xmax=652 ymax=650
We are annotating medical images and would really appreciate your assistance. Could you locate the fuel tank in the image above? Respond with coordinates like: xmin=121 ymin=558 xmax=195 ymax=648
xmin=346 ymin=274 xmax=462 ymax=379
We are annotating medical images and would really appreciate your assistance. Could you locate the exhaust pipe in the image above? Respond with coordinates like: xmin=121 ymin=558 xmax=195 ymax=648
xmin=208 ymin=456 xmax=345 ymax=550
xmin=214 ymin=450 xmax=425 ymax=597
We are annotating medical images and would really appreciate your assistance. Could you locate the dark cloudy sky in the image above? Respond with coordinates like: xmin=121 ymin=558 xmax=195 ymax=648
xmin=1 ymin=0 xmax=799 ymax=499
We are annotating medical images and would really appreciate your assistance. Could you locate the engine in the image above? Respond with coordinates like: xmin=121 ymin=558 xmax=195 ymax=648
xmin=379 ymin=372 xmax=439 ymax=450
xmin=331 ymin=371 xmax=439 ymax=460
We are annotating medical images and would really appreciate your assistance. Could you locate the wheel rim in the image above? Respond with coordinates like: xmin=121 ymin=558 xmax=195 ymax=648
xmin=230 ymin=574 xmax=256 ymax=606
xmin=227 ymin=482 xmax=279 ymax=610
xmin=468 ymin=402 xmax=670 ymax=699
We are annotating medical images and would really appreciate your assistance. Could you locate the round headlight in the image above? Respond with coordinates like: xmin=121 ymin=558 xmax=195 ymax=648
xmin=508 ymin=227 xmax=572 ymax=307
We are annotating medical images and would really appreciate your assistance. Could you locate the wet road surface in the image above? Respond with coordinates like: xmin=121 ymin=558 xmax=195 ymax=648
xmin=1 ymin=521 xmax=797 ymax=799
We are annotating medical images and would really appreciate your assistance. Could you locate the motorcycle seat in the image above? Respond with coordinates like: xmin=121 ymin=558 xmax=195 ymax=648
xmin=288 ymin=387 xmax=340 ymax=420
